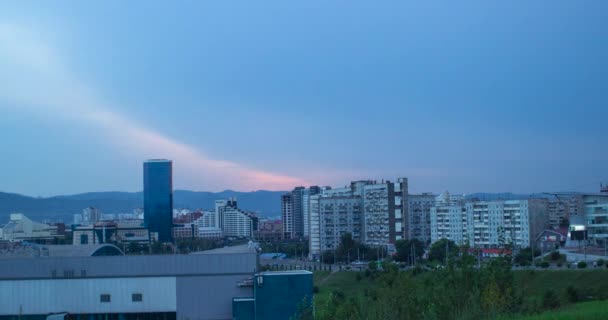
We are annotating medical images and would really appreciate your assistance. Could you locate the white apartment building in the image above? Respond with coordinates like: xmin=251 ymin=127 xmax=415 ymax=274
xmin=319 ymin=194 xmax=363 ymax=251
xmin=223 ymin=207 xmax=255 ymax=238
xmin=465 ymin=199 xmax=548 ymax=249
xmin=430 ymin=192 xmax=468 ymax=245
xmin=430 ymin=193 xmax=549 ymax=249
xmin=308 ymin=194 xmax=321 ymax=259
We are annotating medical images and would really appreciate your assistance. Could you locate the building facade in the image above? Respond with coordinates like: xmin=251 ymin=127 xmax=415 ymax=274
xmin=430 ymin=192 xmax=468 ymax=245
xmin=143 ymin=159 xmax=173 ymax=242
xmin=307 ymin=178 xmax=409 ymax=256
xmin=407 ymin=193 xmax=436 ymax=243
xmin=583 ymin=194 xmax=608 ymax=246
xmin=466 ymin=199 xmax=548 ymax=249
xmin=281 ymin=194 xmax=294 ymax=239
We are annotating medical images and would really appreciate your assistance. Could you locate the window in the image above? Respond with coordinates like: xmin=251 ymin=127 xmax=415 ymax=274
xmin=132 ymin=293 xmax=143 ymax=302
xmin=100 ymin=294 xmax=111 ymax=303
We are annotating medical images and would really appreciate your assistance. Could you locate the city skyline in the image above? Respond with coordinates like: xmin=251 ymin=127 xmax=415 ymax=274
xmin=1 ymin=1 xmax=608 ymax=196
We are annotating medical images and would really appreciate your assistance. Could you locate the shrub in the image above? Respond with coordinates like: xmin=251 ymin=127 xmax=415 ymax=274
xmin=542 ymin=290 xmax=560 ymax=310
xmin=556 ymin=262 xmax=563 ymax=268
xmin=356 ymin=273 xmax=362 ymax=281
xmin=364 ymin=269 xmax=371 ymax=277
xmin=534 ymin=261 xmax=542 ymax=268
xmin=597 ymin=259 xmax=605 ymax=266
xmin=313 ymin=286 xmax=319 ymax=294
xmin=578 ymin=261 xmax=587 ymax=269
xmin=540 ymin=261 xmax=550 ymax=268
xmin=550 ymin=251 xmax=561 ymax=261
xmin=565 ymin=286 xmax=579 ymax=303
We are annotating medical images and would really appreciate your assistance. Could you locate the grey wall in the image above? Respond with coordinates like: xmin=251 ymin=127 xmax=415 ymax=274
xmin=176 ymin=275 xmax=253 ymax=320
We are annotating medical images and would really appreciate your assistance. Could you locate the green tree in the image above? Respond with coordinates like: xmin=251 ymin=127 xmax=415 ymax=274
xmin=394 ymin=239 xmax=424 ymax=263
xmin=428 ymin=238 xmax=458 ymax=263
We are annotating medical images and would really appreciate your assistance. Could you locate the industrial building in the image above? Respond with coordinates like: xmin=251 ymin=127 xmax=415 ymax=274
xmin=0 ymin=245 xmax=258 ymax=320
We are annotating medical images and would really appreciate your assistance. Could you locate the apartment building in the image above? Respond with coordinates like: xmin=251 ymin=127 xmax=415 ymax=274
xmin=407 ymin=193 xmax=435 ymax=243
xmin=307 ymin=178 xmax=409 ymax=256
xmin=430 ymin=192 xmax=468 ymax=245
xmin=465 ymin=199 xmax=548 ymax=249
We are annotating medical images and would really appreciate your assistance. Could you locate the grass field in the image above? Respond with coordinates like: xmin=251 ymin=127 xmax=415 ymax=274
xmin=501 ymin=300 xmax=608 ymax=320
xmin=313 ymin=269 xmax=608 ymax=318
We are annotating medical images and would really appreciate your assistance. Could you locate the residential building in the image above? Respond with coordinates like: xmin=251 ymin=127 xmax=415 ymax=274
xmin=143 ymin=159 xmax=173 ymax=242
xmin=465 ymin=199 xmax=549 ymax=249
xmin=407 ymin=193 xmax=435 ymax=243
xmin=308 ymin=178 xmax=409 ymax=255
xmin=319 ymin=190 xmax=363 ymax=252
xmin=215 ymin=198 xmax=258 ymax=238
xmin=430 ymin=192 xmax=468 ymax=245
xmin=308 ymin=194 xmax=322 ymax=259
xmin=281 ymin=193 xmax=294 ymax=239
xmin=255 ymin=219 xmax=283 ymax=242
xmin=583 ymin=193 xmax=608 ymax=246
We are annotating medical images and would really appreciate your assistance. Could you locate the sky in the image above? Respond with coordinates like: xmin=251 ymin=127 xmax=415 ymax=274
xmin=1 ymin=1 xmax=607 ymax=196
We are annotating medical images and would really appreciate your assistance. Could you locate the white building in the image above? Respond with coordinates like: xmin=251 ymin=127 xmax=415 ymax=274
xmin=430 ymin=192 xmax=468 ymax=245
xmin=465 ymin=199 xmax=548 ymax=249
xmin=223 ymin=207 xmax=255 ymax=238
xmin=1 ymin=213 xmax=60 ymax=242
xmin=430 ymin=193 xmax=550 ymax=249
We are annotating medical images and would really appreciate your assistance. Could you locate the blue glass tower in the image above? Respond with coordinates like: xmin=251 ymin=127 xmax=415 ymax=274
xmin=144 ymin=159 xmax=173 ymax=242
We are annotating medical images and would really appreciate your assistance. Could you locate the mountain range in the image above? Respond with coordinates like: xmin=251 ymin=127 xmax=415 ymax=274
xmin=0 ymin=190 xmax=552 ymax=224
xmin=0 ymin=190 xmax=286 ymax=223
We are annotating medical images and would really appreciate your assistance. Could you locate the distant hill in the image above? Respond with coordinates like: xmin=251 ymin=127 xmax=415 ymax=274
xmin=0 ymin=190 xmax=286 ymax=223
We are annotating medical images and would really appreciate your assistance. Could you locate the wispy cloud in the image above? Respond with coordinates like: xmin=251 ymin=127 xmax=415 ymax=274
xmin=0 ymin=22 xmax=309 ymax=191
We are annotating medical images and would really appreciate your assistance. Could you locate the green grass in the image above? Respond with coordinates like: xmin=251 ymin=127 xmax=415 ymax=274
xmin=501 ymin=301 xmax=608 ymax=320
xmin=314 ymin=269 xmax=608 ymax=318
xmin=313 ymin=271 xmax=376 ymax=308
xmin=514 ymin=269 xmax=608 ymax=304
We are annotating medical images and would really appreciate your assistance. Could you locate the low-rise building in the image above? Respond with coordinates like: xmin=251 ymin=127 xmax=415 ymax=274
xmin=0 ymin=213 xmax=61 ymax=242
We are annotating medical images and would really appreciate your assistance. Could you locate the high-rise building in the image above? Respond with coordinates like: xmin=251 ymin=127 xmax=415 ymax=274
xmin=465 ymin=199 xmax=548 ymax=249
xmin=319 ymin=189 xmax=363 ymax=252
xmin=407 ymin=193 xmax=435 ymax=243
xmin=430 ymin=193 xmax=549 ymax=249
xmin=307 ymin=178 xmax=409 ymax=256
xmin=430 ymin=192 xmax=468 ymax=245
xmin=291 ymin=187 xmax=306 ymax=238
xmin=143 ymin=159 xmax=173 ymax=242
xmin=281 ymin=194 xmax=293 ymax=239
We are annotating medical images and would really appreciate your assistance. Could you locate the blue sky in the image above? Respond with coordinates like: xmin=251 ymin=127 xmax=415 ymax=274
xmin=1 ymin=1 xmax=607 ymax=196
